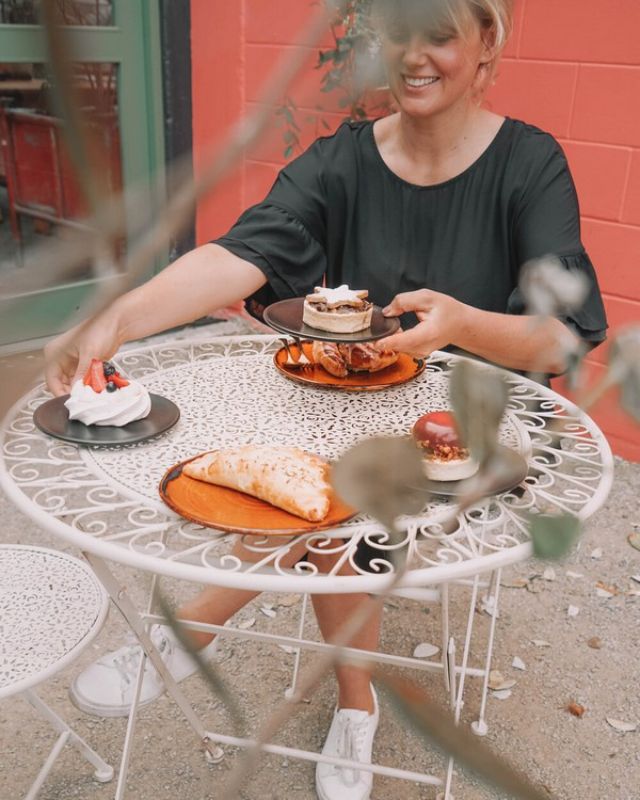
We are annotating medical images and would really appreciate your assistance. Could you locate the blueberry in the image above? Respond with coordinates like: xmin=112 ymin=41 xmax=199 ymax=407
xmin=106 ymin=381 xmax=117 ymax=392
xmin=103 ymin=362 xmax=116 ymax=377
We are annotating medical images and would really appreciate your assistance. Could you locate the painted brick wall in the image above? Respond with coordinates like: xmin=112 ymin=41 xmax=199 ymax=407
xmin=191 ymin=0 xmax=640 ymax=460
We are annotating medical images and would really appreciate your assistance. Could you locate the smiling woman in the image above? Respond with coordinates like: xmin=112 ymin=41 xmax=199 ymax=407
xmin=42 ymin=1 xmax=609 ymax=797
xmin=373 ymin=0 xmax=513 ymax=123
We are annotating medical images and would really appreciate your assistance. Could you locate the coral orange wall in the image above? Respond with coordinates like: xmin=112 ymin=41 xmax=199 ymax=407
xmin=190 ymin=0 xmax=640 ymax=460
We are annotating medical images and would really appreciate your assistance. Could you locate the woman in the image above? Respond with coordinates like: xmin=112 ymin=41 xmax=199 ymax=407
xmin=45 ymin=1 xmax=606 ymax=798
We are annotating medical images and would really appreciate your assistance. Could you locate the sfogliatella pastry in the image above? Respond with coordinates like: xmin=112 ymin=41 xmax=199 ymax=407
xmin=412 ymin=411 xmax=479 ymax=481
xmin=311 ymin=341 xmax=398 ymax=378
xmin=183 ymin=445 xmax=331 ymax=522
xmin=303 ymin=285 xmax=373 ymax=333
xmin=65 ymin=358 xmax=151 ymax=427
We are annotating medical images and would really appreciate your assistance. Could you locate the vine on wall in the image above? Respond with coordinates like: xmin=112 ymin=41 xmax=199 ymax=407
xmin=278 ymin=0 xmax=390 ymax=157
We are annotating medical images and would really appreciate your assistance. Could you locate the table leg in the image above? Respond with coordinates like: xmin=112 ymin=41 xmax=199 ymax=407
xmin=472 ymin=567 xmax=503 ymax=737
xmin=440 ymin=583 xmax=450 ymax=691
xmin=83 ymin=553 xmax=224 ymax=798
xmin=284 ymin=592 xmax=309 ymax=700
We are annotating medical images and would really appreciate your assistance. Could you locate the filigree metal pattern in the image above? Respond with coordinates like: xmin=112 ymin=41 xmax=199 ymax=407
xmin=0 ymin=336 xmax=613 ymax=592
xmin=0 ymin=547 xmax=105 ymax=692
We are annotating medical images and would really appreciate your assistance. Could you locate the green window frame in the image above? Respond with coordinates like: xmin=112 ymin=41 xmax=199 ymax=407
xmin=0 ymin=1 xmax=166 ymax=347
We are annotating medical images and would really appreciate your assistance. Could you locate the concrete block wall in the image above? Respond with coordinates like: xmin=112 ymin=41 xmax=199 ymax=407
xmin=191 ymin=0 xmax=640 ymax=459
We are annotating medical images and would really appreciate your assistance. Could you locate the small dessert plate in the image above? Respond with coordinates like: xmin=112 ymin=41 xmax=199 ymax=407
xmin=159 ymin=453 xmax=356 ymax=536
xmin=263 ymin=298 xmax=400 ymax=343
xmin=33 ymin=394 xmax=180 ymax=447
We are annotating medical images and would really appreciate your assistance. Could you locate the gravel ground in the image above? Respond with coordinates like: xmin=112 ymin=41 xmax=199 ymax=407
xmin=2 ymin=459 xmax=638 ymax=800
xmin=1 ymin=322 xmax=639 ymax=800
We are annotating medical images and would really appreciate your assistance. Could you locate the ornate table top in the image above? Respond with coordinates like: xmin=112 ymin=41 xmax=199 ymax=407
xmin=0 ymin=335 xmax=614 ymax=593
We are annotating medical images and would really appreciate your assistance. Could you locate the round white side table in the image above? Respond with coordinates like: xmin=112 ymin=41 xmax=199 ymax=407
xmin=0 ymin=544 xmax=113 ymax=798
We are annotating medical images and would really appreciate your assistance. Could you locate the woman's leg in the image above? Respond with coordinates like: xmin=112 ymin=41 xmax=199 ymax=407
xmin=308 ymin=550 xmax=381 ymax=713
xmin=178 ymin=535 xmax=309 ymax=649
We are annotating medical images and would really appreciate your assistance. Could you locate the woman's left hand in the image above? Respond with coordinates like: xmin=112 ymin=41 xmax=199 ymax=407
xmin=374 ymin=289 xmax=468 ymax=357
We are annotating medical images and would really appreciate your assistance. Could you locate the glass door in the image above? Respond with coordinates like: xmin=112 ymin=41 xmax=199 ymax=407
xmin=0 ymin=0 xmax=165 ymax=346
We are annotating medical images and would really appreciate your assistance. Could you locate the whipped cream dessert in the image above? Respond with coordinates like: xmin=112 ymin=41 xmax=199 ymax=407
xmin=65 ymin=380 xmax=151 ymax=426
xmin=64 ymin=358 xmax=151 ymax=427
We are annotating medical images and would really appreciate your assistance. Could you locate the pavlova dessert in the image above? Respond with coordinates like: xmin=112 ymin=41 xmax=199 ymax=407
xmin=65 ymin=358 xmax=151 ymax=427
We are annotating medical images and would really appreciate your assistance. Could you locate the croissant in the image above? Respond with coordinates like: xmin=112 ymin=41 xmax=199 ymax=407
xmin=338 ymin=343 xmax=399 ymax=373
xmin=311 ymin=341 xmax=349 ymax=377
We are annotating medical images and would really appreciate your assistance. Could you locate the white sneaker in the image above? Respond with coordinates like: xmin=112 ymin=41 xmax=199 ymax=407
xmin=316 ymin=686 xmax=379 ymax=800
xmin=70 ymin=625 xmax=218 ymax=717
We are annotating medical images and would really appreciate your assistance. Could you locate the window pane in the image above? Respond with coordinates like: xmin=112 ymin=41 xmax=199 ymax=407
xmin=0 ymin=1 xmax=114 ymax=26
xmin=0 ymin=60 xmax=122 ymax=277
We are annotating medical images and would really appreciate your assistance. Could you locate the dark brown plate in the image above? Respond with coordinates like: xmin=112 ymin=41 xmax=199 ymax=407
xmin=274 ymin=341 xmax=425 ymax=391
xmin=33 ymin=394 xmax=180 ymax=446
xmin=159 ymin=453 xmax=356 ymax=536
xmin=263 ymin=298 xmax=400 ymax=343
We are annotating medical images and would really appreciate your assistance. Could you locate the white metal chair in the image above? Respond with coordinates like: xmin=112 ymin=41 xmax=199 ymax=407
xmin=0 ymin=544 xmax=113 ymax=798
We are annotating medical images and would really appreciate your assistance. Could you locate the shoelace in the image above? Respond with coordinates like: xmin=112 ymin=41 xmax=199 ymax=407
xmin=334 ymin=714 xmax=369 ymax=787
xmin=102 ymin=631 xmax=173 ymax=691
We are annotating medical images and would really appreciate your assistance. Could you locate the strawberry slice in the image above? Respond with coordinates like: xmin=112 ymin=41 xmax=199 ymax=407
xmin=89 ymin=359 xmax=107 ymax=393
xmin=110 ymin=372 xmax=129 ymax=388
xmin=82 ymin=358 xmax=102 ymax=388
xmin=82 ymin=359 xmax=97 ymax=386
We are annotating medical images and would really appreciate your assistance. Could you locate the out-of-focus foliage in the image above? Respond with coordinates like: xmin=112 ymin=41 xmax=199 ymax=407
xmin=529 ymin=512 xmax=581 ymax=560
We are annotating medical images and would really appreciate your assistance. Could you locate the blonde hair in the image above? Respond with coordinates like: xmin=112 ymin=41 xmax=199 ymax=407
xmin=467 ymin=0 xmax=513 ymax=78
xmin=372 ymin=0 xmax=514 ymax=83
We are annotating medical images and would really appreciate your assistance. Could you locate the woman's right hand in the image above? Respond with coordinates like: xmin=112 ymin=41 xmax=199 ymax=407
xmin=44 ymin=311 xmax=123 ymax=397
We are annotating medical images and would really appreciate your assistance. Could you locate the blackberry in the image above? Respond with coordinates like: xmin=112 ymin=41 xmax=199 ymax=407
xmin=106 ymin=381 xmax=117 ymax=393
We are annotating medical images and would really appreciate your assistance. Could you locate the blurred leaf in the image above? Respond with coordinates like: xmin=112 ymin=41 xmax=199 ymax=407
xmin=39 ymin=1 xmax=106 ymax=216
xmin=375 ymin=670 xmax=551 ymax=800
xmin=519 ymin=257 xmax=589 ymax=317
xmin=529 ymin=513 xmax=580 ymax=560
xmin=563 ymin=343 xmax=587 ymax=393
xmin=156 ymin=594 xmax=246 ymax=735
xmin=628 ymin=533 xmax=640 ymax=553
xmin=331 ymin=436 xmax=429 ymax=536
xmin=449 ymin=360 xmax=508 ymax=465
xmin=453 ymin=446 xmax=524 ymax=518
xmin=608 ymin=327 xmax=640 ymax=422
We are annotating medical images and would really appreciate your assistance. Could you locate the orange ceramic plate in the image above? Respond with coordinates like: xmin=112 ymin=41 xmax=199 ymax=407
xmin=159 ymin=454 xmax=356 ymax=536
xmin=274 ymin=341 xmax=425 ymax=391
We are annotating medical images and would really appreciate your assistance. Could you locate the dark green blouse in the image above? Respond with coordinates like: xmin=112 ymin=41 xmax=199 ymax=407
xmin=215 ymin=117 xmax=607 ymax=344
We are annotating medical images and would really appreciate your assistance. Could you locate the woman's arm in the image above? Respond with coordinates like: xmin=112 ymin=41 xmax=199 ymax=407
xmin=377 ymin=289 xmax=576 ymax=374
xmin=44 ymin=244 xmax=267 ymax=395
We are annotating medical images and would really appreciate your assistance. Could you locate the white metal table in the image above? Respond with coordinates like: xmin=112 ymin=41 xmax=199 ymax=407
xmin=0 ymin=334 xmax=614 ymax=798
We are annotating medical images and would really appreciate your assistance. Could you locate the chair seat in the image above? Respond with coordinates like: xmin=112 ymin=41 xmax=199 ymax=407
xmin=0 ymin=545 xmax=108 ymax=699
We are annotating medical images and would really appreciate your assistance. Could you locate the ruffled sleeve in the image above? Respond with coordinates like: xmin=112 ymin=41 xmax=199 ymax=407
xmin=509 ymin=132 xmax=608 ymax=345
xmin=215 ymin=203 xmax=326 ymax=306
xmin=213 ymin=136 xmax=330 ymax=320
xmin=506 ymin=250 xmax=608 ymax=344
